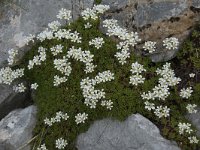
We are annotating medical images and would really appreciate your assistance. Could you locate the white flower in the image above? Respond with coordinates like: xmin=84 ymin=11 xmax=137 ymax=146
xmin=144 ymin=101 xmax=155 ymax=111
xmin=24 ymin=34 xmax=35 ymax=45
xmin=129 ymin=74 xmax=145 ymax=86
xmin=50 ymin=44 xmax=64 ymax=56
xmin=31 ymin=83 xmax=38 ymax=90
xmin=13 ymin=83 xmax=26 ymax=93
xmin=57 ymin=8 xmax=72 ymax=20
xmin=53 ymin=75 xmax=67 ymax=86
xmin=0 ymin=67 xmax=24 ymax=85
xmin=163 ymin=37 xmax=179 ymax=50
xmin=130 ymin=62 xmax=146 ymax=74
xmin=178 ymin=122 xmax=193 ymax=135
xmin=154 ymin=105 xmax=170 ymax=118
xmin=75 ymin=113 xmax=88 ymax=124
xmin=189 ymin=73 xmax=195 ymax=78
xmin=84 ymin=22 xmax=92 ymax=29
xmin=37 ymin=144 xmax=47 ymax=150
xmin=44 ymin=118 xmax=52 ymax=126
xmin=115 ymin=50 xmax=130 ymax=65
xmin=48 ymin=21 xmax=61 ymax=31
xmin=54 ymin=56 xmax=72 ymax=76
xmin=101 ymin=100 xmax=113 ymax=110
xmin=7 ymin=49 xmax=18 ymax=65
xmin=180 ymin=87 xmax=193 ymax=99
xmin=55 ymin=138 xmax=68 ymax=149
xmin=143 ymin=41 xmax=156 ymax=53
xmin=188 ymin=136 xmax=199 ymax=144
xmin=37 ymin=29 xmax=54 ymax=41
xmin=186 ymin=104 xmax=198 ymax=114
xmin=89 ymin=37 xmax=105 ymax=49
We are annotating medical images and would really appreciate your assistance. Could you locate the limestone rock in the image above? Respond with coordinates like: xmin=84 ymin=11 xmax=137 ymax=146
xmin=76 ymin=114 xmax=180 ymax=150
xmin=0 ymin=0 xmax=94 ymax=67
xmin=100 ymin=0 xmax=200 ymax=62
xmin=0 ymin=105 xmax=37 ymax=150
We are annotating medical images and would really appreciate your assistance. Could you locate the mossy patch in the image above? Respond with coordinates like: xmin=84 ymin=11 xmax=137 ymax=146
xmin=18 ymin=18 xmax=200 ymax=150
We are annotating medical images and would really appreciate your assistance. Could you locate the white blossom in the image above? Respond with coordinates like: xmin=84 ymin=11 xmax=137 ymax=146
xmin=130 ymin=62 xmax=146 ymax=74
xmin=54 ymin=56 xmax=72 ymax=76
xmin=44 ymin=112 xmax=69 ymax=126
xmin=57 ymin=8 xmax=72 ymax=20
xmin=129 ymin=74 xmax=145 ymax=86
xmin=163 ymin=37 xmax=179 ymax=50
xmin=24 ymin=34 xmax=35 ymax=45
xmin=31 ymin=83 xmax=38 ymax=90
xmin=89 ymin=37 xmax=105 ymax=49
xmin=180 ymin=87 xmax=193 ymax=99
xmin=75 ymin=113 xmax=88 ymax=124
xmin=53 ymin=75 xmax=67 ymax=86
xmin=178 ymin=122 xmax=193 ymax=135
xmin=101 ymin=100 xmax=113 ymax=110
xmin=144 ymin=101 xmax=155 ymax=111
xmin=189 ymin=73 xmax=195 ymax=78
xmin=188 ymin=136 xmax=199 ymax=144
xmin=13 ymin=83 xmax=26 ymax=93
xmin=84 ymin=22 xmax=92 ymax=29
xmin=7 ymin=49 xmax=18 ymax=65
xmin=186 ymin=104 xmax=197 ymax=114
xmin=143 ymin=41 xmax=156 ymax=53
xmin=55 ymin=138 xmax=68 ymax=149
xmin=48 ymin=21 xmax=61 ymax=31
xmin=154 ymin=105 xmax=170 ymax=118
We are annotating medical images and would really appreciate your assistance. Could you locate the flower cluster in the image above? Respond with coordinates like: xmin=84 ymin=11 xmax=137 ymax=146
xmin=48 ymin=21 xmax=61 ymax=32
xmin=178 ymin=122 xmax=193 ymax=135
xmin=154 ymin=105 xmax=170 ymax=118
xmin=180 ymin=87 xmax=193 ymax=99
xmin=54 ymin=56 xmax=72 ymax=76
xmin=188 ymin=136 xmax=199 ymax=144
xmin=89 ymin=37 xmax=105 ymax=49
xmin=103 ymin=19 xmax=141 ymax=64
xmin=142 ymin=63 xmax=181 ymax=101
xmin=84 ymin=22 xmax=92 ymax=29
xmin=163 ymin=37 xmax=179 ymax=50
xmin=7 ymin=49 xmax=18 ymax=65
xmin=57 ymin=8 xmax=72 ymax=21
xmin=55 ymin=138 xmax=68 ymax=149
xmin=53 ymin=75 xmax=67 ymax=87
xmin=75 ymin=112 xmax=88 ymax=124
xmin=37 ymin=29 xmax=54 ymax=42
xmin=143 ymin=41 xmax=156 ymax=53
xmin=189 ymin=73 xmax=195 ymax=78
xmin=28 ymin=47 xmax=47 ymax=69
xmin=129 ymin=62 xmax=146 ymax=86
xmin=186 ymin=104 xmax=197 ymax=114
xmin=13 ymin=83 xmax=26 ymax=93
xmin=37 ymin=144 xmax=47 ymax=150
xmin=80 ymin=70 xmax=114 ymax=108
xmin=0 ymin=67 xmax=24 ymax=85
xmin=31 ymin=83 xmax=39 ymax=90
xmin=24 ymin=34 xmax=35 ymax=45
xmin=101 ymin=100 xmax=113 ymax=110
xmin=144 ymin=101 xmax=155 ymax=111
xmin=50 ymin=44 xmax=64 ymax=56
xmin=44 ymin=111 xmax=69 ymax=126
xmin=67 ymin=46 xmax=95 ymax=73
xmin=81 ymin=5 xmax=110 ymax=20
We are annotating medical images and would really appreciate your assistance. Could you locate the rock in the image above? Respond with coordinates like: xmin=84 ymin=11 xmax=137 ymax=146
xmin=0 ymin=84 xmax=32 ymax=120
xmin=100 ymin=0 xmax=200 ymax=62
xmin=186 ymin=107 xmax=200 ymax=137
xmin=0 ymin=105 xmax=37 ymax=150
xmin=0 ymin=0 xmax=94 ymax=67
xmin=76 ymin=114 xmax=180 ymax=150
xmin=0 ymin=0 xmax=94 ymax=118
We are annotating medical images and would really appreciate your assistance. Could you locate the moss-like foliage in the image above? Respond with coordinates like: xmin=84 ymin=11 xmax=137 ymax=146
xmin=18 ymin=18 xmax=200 ymax=150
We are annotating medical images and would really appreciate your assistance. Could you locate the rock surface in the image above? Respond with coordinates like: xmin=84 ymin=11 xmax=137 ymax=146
xmin=186 ymin=107 xmax=200 ymax=137
xmin=76 ymin=114 xmax=180 ymax=150
xmin=0 ymin=105 xmax=37 ymax=150
xmin=100 ymin=0 xmax=200 ymax=62
xmin=0 ymin=0 xmax=94 ymax=119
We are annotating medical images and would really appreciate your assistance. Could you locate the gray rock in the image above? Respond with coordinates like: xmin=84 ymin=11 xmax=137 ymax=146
xmin=100 ymin=0 xmax=200 ymax=62
xmin=76 ymin=114 xmax=180 ymax=150
xmin=135 ymin=1 xmax=187 ymax=27
xmin=0 ymin=84 xmax=31 ymax=120
xmin=192 ymin=0 xmax=200 ymax=8
xmin=186 ymin=108 xmax=200 ymax=137
xmin=0 ymin=105 xmax=37 ymax=150
xmin=0 ymin=0 xmax=94 ymax=67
